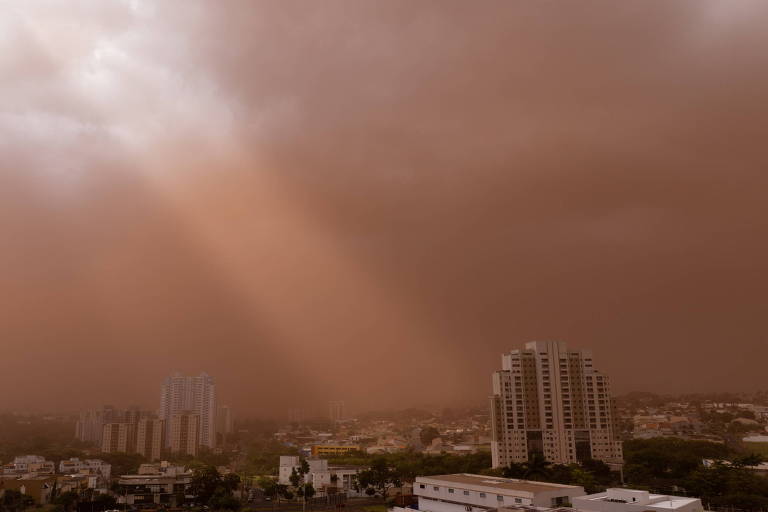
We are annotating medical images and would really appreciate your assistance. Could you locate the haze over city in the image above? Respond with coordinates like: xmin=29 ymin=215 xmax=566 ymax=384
xmin=3 ymin=0 xmax=768 ymax=416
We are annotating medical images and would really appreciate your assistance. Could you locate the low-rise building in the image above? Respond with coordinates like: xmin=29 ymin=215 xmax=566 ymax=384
xmin=116 ymin=469 xmax=193 ymax=507
xmin=412 ymin=474 xmax=584 ymax=512
xmin=0 ymin=475 xmax=57 ymax=504
xmin=58 ymin=458 xmax=112 ymax=480
xmin=278 ymin=456 xmax=366 ymax=497
xmin=2 ymin=456 xmax=55 ymax=476
xmin=311 ymin=445 xmax=361 ymax=457
xmin=572 ymin=488 xmax=704 ymax=512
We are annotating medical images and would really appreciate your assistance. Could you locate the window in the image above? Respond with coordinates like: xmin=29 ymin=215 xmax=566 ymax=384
xmin=497 ymin=496 xmax=504 ymax=502
xmin=434 ymin=487 xmax=439 ymax=491
xmin=479 ymin=493 xmax=486 ymax=498
xmin=464 ymin=491 xmax=470 ymax=496
xmin=449 ymin=489 xmax=455 ymax=494
xmin=515 ymin=498 xmax=523 ymax=504
xmin=419 ymin=485 xmax=425 ymax=489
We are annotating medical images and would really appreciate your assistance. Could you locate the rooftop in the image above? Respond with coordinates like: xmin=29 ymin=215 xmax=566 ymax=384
xmin=417 ymin=474 xmax=582 ymax=494
xmin=576 ymin=491 xmax=700 ymax=510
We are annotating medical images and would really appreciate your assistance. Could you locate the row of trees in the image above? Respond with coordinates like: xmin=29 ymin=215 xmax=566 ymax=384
xmin=622 ymin=438 xmax=768 ymax=511
xmin=190 ymin=465 xmax=242 ymax=511
xmin=499 ymin=453 xmax=616 ymax=493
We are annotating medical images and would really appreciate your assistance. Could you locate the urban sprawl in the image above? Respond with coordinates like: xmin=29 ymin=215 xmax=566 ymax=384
xmin=2 ymin=342 xmax=767 ymax=512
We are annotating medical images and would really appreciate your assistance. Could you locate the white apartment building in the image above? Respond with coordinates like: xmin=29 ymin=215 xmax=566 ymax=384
xmin=58 ymin=458 xmax=112 ymax=480
xmin=278 ymin=456 xmax=366 ymax=497
xmin=411 ymin=474 xmax=584 ymax=512
xmin=2 ymin=456 xmax=55 ymax=475
xmin=572 ymin=489 xmax=704 ymax=512
xmin=160 ymin=373 xmax=217 ymax=449
xmin=490 ymin=341 xmax=623 ymax=467
xmin=393 ymin=475 xmax=700 ymax=512
xmin=279 ymin=456 xmax=301 ymax=485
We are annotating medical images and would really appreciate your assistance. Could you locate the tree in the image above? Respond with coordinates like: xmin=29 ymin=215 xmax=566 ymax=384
xmin=0 ymin=490 xmax=34 ymax=512
xmin=191 ymin=465 xmax=223 ymax=505
xmin=52 ymin=491 xmax=80 ymax=512
xmin=222 ymin=473 xmax=242 ymax=494
xmin=522 ymin=452 xmax=552 ymax=480
xmin=419 ymin=427 xmax=441 ymax=446
xmin=190 ymin=465 xmax=242 ymax=508
xmin=257 ymin=476 xmax=278 ymax=499
xmin=570 ymin=467 xmax=598 ymax=494
xmin=209 ymin=495 xmax=242 ymax=511
xmin=92 ymin=494 xmax=117 ymax=512
xmin=289 ymin=468 xmax=301 ymax=488
xmin=354 ymin=457 xmax=402 ymax=499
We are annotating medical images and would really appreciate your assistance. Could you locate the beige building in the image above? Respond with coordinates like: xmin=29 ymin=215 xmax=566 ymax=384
xmin=490 ymin=341 xmax=623 ymax=467
xmin=169 ymin=412 xmax=199 ymax=456
xmin=160 ymin=373 xmax=216 ymax=449
xmin=136 ymin=419 xmax=165 ymax=461
xmin=102 ymin=423 xmax=135 ymax=454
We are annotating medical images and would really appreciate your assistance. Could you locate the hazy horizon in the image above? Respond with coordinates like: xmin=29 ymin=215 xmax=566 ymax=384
xmin=2 ymin=1 xmax=768 ymax=416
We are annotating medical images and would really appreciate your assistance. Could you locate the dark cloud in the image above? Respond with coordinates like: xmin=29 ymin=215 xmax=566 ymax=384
xmin=2 ymin=1 xmax=768 ymax=415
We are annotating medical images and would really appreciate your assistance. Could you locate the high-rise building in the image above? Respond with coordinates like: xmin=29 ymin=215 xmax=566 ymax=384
xmin=124 ymin=407 xmax=153 ymax=426
xmin=328 ymin=401 xmax=345 ymax=422
xmin=490 ymin=341 xmax=623 ymax=467
xmin=169 ymin=412 xmax=200 ymax=456
xmin=217 ymin=405 xmax=233 ymax=440
xmin=287 ymin=408 xmax=306 ymax=424
xmin=136 ymin=418 xmax=165 ymax=461
xmin=102 ymin=423 xmax=135 ymax=454
xmin=76 ymin=406 xmax=118 ymax=445
xmin=159 ymin=373 xmax=216 ymax=449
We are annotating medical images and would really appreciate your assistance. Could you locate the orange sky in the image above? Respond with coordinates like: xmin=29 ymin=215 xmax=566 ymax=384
xmin=1 ymin=1 xmax=768 ymax=415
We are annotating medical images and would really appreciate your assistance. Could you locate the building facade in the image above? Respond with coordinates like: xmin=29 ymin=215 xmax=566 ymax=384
xmin=169 ymin=412 xmax=200 ymax=456
xmin=116 ymin=471 xmax=193 ymax=507
xmin=490 ymin=341 xmax=623 ymax=467
xmin=160 ymin=373 xmax=217 ymax=449
xmin=136 ymin=419 xmax=166 ymax=461
xmin=58 ymin=458 xmax=112 ymax=480
xmin=412 ymin=474 xmax=584 ymax=512
xmin=573 ymin=488 xmax=704 ymax=512
xmin=102 ymin=423 xmax=135 ymax=454
xmin=278 ymin=456 xmax=367 ymax=497
xmin=75 ymin=406 xmax=119 ymax=445
xmin=311 ymin=445 xmax=361 ymax=458
xmin=2 ymin=456 xmax=55 ymax=476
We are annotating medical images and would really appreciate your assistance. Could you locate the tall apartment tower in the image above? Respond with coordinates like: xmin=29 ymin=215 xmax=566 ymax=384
xmin=169 ymin=412 xmax=200 ymax=456
xmin=136 ymin=418 xmax=165 ymax=461
xmin=328 ymin=401 xmax=345 ymax=422
xmin=101 ymin=423 xmax=135 ymax=454
xmin=159 ymin=373 xmax=216 ymax=449
xmin=490 ymin=341 xmax=623 ymax=467
xmin=76 ymin=406 xmax=118 ymax=445
xmin=217 ymin=405 xmax=233 ymax=441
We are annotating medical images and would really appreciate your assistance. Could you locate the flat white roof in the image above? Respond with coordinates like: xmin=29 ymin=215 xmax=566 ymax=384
xmin=417 ymin=474 xmax=581 ymax=495
xmin=577 ymin=492 xmax=700 ymax=509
